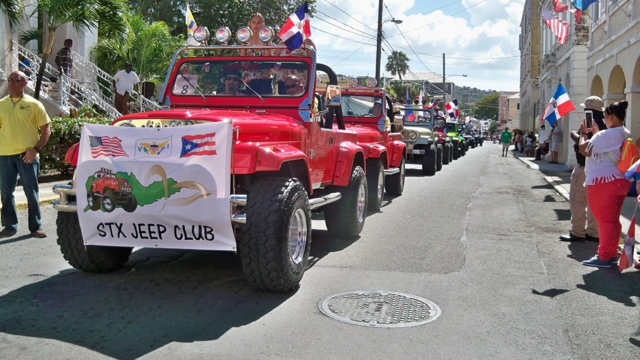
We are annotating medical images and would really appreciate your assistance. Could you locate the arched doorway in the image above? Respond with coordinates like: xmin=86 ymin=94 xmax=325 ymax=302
xmin=590 ymin=75 xmax=604 ymax=97
xmin=607 ymin=65 xmax=626 ymax=103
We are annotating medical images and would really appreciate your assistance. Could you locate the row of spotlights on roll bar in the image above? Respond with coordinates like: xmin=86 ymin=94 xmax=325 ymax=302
xmin=192 ymin=26 xmax=276 ymax=45
xmin=192 ymin=26 xmax=378 ymax=88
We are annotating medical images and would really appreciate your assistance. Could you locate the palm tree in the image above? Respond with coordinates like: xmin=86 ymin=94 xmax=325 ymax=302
xmin=91 ymin=13 xmax=183 ymax=83
xmin=0 ymin=0 xmax=21 ymax=28
xmin=385 ymin=51 xmax=410 ymax=81
xmin=20 ymin=0 xmax=128 ymax=99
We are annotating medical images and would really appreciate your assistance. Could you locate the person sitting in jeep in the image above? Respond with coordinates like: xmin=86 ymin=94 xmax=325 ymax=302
xmin=218 ymin=70 xmax=245 ymax=96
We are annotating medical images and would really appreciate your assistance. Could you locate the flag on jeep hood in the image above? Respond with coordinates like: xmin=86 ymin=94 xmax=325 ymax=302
xmin=278 ymin=2 xmax=311 ymax=51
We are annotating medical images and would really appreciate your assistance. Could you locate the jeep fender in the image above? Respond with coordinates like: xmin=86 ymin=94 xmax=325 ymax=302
xmin=389 ymin=141 xmax=406 ymax=168
xmin=65 ymin=142 xmax=80 ymax=167
xmin=333 ymin=142 xmax=365 ymax=187
xmin=254 ymin=144 xmax=312 ymax=190
xmin=365 ymin=143 xmax=387 ymax=161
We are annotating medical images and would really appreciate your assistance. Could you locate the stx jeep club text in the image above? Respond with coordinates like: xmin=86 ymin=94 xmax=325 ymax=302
xmin=53 ymin=41 xmax=402 ymax=292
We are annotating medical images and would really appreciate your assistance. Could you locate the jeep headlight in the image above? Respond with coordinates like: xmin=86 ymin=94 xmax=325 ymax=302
xmin=409 ymin=131 xmax=418 ymax=140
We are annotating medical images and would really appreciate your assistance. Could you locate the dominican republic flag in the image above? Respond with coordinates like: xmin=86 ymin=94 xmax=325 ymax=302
xmin=278 ymin=2 xmax=311 ymax=51
xmin=445 ymin=99 xmax=458 ymax=118
xmin=572 ymin=0 xmax=597 ymax=10
xmin=186 ymin=4 xmax=199 ymax=46
xmin=405 ymin=108 xmax=415 ymax=122
xmin=543 ymin=83 xmax=575 ymax=126
xmin=425 ymin=99 xmax=435 ymax=109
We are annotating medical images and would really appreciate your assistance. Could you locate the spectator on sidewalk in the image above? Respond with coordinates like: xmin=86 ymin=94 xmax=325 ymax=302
xmin=0 ymin=71 xmax=51 ymax=239
xmin=559 ymin=96 xmax=606 ymax=243
xmin=578 ymin=100 xmax=631 ymax=268
xmin=54 ymin=39 xmax=73 ymax=77
xmin=550 ymin=123 xmax=562 ymax=164
xmin=112 ymin=62 xmax=140 ymax=115
xmin=500 ymin=127 xmax=512 ymax=157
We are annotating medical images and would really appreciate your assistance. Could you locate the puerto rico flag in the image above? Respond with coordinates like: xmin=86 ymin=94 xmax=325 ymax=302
xmin=278 ymin=2 xmax=311 ymax=51
xmin=543 ymin=83 xmax=575 ymax=126
xmin=181 ymin=132 xmax=217 ymax=157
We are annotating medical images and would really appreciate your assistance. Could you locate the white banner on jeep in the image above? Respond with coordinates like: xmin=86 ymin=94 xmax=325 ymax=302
xmin=76 ymin=122 xmax=236 ymax=251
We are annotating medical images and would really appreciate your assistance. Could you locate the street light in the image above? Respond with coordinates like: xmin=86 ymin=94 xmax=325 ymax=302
xmin=375 ymin=11 xmax=402 ymax=85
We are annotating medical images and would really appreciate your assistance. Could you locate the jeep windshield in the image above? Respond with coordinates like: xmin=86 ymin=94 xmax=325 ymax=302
xmin=341 ymin=95 xmax=383 ymax=118
xmin=446 ymin=123 xmax=458 ymax=133
xmin=399 ymin=107 xmax=433 ymax=127
xmin=169 ymin=59 xmax=310 ymax=99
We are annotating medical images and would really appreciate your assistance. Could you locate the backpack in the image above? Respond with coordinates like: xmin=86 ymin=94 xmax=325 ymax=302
xmin=617 ymin=137 xmax=639 ymax=173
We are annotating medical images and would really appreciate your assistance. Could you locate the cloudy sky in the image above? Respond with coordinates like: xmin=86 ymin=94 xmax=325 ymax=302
xmin=311 ymin=0 xmax=525 ymax=92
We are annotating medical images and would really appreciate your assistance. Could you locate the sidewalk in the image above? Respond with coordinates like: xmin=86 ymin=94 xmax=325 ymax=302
xmin=512 ymin=149 xmax=640 ymax=266
xmin=0 ymin=180 xmax=68 ymax=211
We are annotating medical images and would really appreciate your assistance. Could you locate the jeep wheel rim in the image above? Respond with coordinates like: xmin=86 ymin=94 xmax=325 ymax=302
xmin=357 ymin=182 xmax=366 ymax=223
xmin=377 ymin=168 xmax=384 ymax=203
xmin=288 ymin=208 xmax=308 ymax=265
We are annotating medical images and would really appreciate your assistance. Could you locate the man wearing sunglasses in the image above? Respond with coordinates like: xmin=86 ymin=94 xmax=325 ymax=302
xmin=0 ymin=71 xmax=51 ymax=238
xmin=284 ymin=75 xmax=304 ymax=96
xmin=218 ymin=71 xmax=245 ymax=96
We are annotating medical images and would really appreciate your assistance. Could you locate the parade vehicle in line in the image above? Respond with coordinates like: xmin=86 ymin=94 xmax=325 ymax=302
xmin=53 ymin=26 xmax=374 ymax=293
xmin=397 ymin=106 xmax=443 ymax=175
xmin=445 ymin=120 xmax=467 ymax=159
xmin=317 ymin=84 xmax=407 ymax=210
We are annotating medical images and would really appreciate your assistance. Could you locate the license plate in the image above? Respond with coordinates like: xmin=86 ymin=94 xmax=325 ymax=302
xmin=411 ymin=149 xmax=425 ymax=155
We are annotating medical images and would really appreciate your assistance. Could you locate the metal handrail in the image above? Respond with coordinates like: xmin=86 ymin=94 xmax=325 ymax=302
xmin=71 ymin=50 xmax=161 ymax=113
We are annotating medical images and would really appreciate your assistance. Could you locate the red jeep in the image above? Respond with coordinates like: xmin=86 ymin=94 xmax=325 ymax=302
xmin=87 ymin=167 xmax=137 ymax=212
xmin=54 ymin=40 xmax=372 ymax=292
xmin=318 ymin=85 xmax=407 ymax=210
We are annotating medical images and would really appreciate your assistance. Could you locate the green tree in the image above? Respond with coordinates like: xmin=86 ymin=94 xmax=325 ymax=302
xmin=20 ymin=0 xmax=128 ymax=99
xmin=91 ymin=13 xmax=183 ymax=83
xmin=489 ymin=120 xmax=497 ymax=134
xmin=385 ymin=51 xmax=410 ymax=80
xmin=471 ymin=91 xmax=499 ymax=119
xmin=0 ymin=0 xmax=21 ymax=28
xmin=128 ymin=0 xmax=317 ymax=38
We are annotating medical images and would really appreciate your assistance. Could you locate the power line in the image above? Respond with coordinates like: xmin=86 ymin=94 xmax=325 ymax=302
xmin=311 ymin=26 xmax=377 ymax=46
xmin=383 ymin=4 xmax=436 ymax=74
xmin=323 ymin=0 xmax=376 ymax=32
xmin=314 ymin=11 xmax=376 ymax=39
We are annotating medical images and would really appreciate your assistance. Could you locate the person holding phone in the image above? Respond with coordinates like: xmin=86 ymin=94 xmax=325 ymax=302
xmin=578 ymin=100 xmax=630 ymax=267
xmin=559 ymin=96 xmax=605 ymax=243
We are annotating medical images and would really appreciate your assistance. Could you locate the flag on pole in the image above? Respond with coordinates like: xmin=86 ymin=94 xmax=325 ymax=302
xmin=543 ymin=83 xmax=575 ymax=126
xmin=541 ymin=6 xmax=569 ymax=45
xmin=418 ymin=90 xmax=424 ymax=105
xmin=619 ymin=215 xmax=636 ymax=272
xmin=278 ymin=2 xmax=311 ymax=51
xmin=553 ymin=0 xmax=568 ymax=12
xmin=572 ymin=0 xmax=598 ymax=11
xmin=186 ymin=4 xmax=199 ymax=46
xmin=571 ymin=8 xmax=582 ymax=23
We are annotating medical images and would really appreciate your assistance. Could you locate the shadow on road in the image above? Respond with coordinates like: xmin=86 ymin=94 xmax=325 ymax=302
xmin=577 ymin=269 xmax=640 ymax=307
xmin=0 ymin=234 xmax=32 ymax=246
xmin=553 ymin=209 xmax=571 ymax=221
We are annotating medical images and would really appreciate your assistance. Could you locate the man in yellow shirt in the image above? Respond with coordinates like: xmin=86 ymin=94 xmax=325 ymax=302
xmin=0 ymin=71 xmax=51 ymax=238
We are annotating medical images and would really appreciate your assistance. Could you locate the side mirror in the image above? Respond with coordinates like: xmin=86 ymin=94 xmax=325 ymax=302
xmin=326 ymin=85 xmax=341 ymax=107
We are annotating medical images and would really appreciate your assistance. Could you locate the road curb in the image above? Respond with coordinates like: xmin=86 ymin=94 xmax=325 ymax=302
xmin=12 ymin=196 xmax=59 ymax=211
xmin=543 ymin=176 xmax=570 ymax=202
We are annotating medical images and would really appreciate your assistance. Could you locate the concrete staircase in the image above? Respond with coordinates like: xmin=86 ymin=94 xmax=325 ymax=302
xmin=12 ymin=41 xmax=160 ymax=120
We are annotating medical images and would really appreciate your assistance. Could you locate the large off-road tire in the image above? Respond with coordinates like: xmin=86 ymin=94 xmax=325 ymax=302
xmin=325 ymin=166 xmax=367 ymax=239
xmin=460 ymin=141 xmax=467 ymax=156
xmin=436 ymin=144 xmax=443 ymax=172
xmin=56 ymin=212 xmax=132 ymax=272
xmin=237 ymin=177 xmax=311 ymax=292
xmin=442 ymin=143 xmax=450 ymax=165
xmin=366 ymin=159 xmax=385 ymax=212
xmin=422 ymin=146 xmax=437 ymax=176
xmin=101 ymin=191 xmax=116 ymax=213
xmin=122 ymin=195 xmax=137 ymax=213
xmin=452 ymin=143 xmax=460 ymax=160
xmin=385 ymin=157 xmax=405 ymax=196
xmin=87 ymin=192 xmax=101 ymax=211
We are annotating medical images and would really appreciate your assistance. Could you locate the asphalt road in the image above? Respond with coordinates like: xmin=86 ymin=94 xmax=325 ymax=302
xmin=1 ymin=143 xmax=639 ymax=359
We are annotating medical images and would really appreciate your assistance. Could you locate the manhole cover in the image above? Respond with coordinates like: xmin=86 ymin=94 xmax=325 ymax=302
xmin=318 ymin=290 xmax=441 ymax=328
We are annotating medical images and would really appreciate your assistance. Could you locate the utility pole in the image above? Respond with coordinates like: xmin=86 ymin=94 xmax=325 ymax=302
xmin=442 ymin=53 xmax=446 ymax=97
xmin=375 ymin=0 xmax=383 ymax=85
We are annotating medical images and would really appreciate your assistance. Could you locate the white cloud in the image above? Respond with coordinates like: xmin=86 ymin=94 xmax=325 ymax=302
xmin=313 ymin=0 xmax=525 ymax=91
